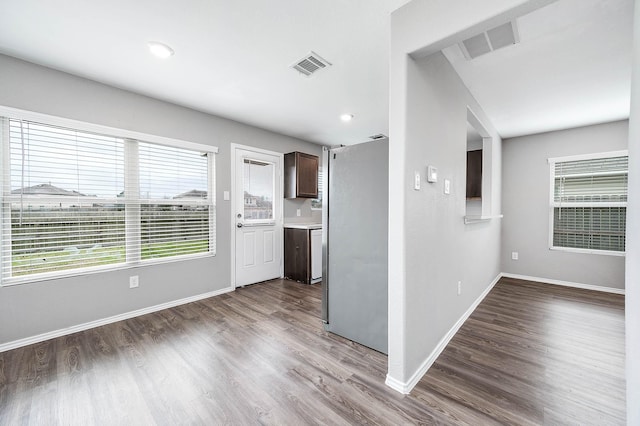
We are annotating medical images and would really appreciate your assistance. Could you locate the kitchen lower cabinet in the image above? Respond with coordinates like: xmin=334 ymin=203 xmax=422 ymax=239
xmin=284 ymin=227 xmax=322 ymax=284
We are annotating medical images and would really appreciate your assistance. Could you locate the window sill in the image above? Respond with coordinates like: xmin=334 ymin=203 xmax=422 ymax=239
xmin=549 ymin=246 xmax=626 ymax=257
xmin=464 ymin=214 xmax=503 ymax=225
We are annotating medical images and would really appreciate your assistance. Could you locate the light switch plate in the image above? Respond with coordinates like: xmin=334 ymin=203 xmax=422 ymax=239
xmin=427 ymin=165 xmax=438 ymax=183
xmin=444 ymin=179 xmax=451 ymax=195
xmin=414 ymin=172 xmax=421 ymax=190
xmin=223 ymin=191 xmax=230 ymax=201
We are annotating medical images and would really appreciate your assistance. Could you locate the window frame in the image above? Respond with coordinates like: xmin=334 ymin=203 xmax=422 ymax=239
xmin=311 ymin=168 xmax=323 ymax=210
xmin=0 ymin=106 xmax=218 ymax=286
xmin=548 ymin=150 xmax=628 ymax=257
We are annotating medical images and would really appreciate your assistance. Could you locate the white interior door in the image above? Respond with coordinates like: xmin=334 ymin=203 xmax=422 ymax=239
xmin=233 ymin=147 xmax=282 ymax=287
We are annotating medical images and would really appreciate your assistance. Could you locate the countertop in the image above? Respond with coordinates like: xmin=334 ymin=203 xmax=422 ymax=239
xmin=284 ymin=223 xmax=322 ymax=230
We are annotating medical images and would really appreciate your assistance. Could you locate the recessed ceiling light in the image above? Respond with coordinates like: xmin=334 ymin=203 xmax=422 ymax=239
xmin=340 ymin=113 xmax=354 ymax=122
xmin=148 ymin=41 xmax=174 ymax=59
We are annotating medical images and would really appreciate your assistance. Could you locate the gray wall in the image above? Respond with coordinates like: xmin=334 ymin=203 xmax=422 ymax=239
xmin=501 ymin=121 xmax=628 ymax=289
xmin=389 ymin=50 xmax=503 ymax=384
xmin=386 ymin=0 xmax=550 ymax=389
xmin=0 ymin=54 xmax=321 ymax=346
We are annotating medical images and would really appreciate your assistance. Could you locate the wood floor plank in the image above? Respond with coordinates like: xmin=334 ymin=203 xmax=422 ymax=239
xmin=0 ymin=277 xmax=625 ymax=425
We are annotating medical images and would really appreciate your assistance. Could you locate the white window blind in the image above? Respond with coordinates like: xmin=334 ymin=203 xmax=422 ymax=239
xmin=550 ymin=153 xmax=627 ymax=253
xmin=311 ymin=169 xmax=323 ymax=209
xmin=138 ymin=142 xmax=213 ymax=260
xmin=1 ymin=116 xmax=215 ymax=283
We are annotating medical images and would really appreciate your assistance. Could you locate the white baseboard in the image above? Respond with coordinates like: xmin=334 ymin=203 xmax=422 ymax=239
xmin=500 ymin=273 xmax=625 ymax=295
xmin=384 ymin=374 xmax=408 ymax=394
xmin=0 ymin=286 xmax=234 ymax=353
xmin=385 ymin=273 xmax=502 ymax=394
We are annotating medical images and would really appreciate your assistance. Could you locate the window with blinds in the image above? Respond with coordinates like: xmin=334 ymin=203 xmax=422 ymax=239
xmin=1 ymin=116 xmax=216 ymax=283
xmin=549 ymin=152 xmax=628 ymax=254
xmin=311 ymin=170 xmax=323 ymax=209
xmin=137 ymin=142 xmax=213 ymax=260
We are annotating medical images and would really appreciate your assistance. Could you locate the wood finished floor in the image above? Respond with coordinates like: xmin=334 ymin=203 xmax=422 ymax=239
xmin=0 ymin=277 xmax=625 ymax=425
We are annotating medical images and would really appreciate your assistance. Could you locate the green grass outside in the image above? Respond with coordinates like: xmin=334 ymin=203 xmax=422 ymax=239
xmin=11 ymin=239 xmax=209 ymax=277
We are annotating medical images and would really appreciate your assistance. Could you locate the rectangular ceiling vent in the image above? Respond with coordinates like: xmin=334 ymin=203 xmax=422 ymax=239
xmin=292 ymin=51 xmax=332 ymax=77
xmin=459 ymin=20 xmax=520 ymax=60
xmin=369 ymin=134 xmax=387 ymax=140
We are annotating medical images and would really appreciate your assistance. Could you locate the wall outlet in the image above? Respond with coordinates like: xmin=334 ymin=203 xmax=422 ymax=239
xmin=511 ymin=251 xmax=519 ymax=260
xmin=444 ymin=179 xmax=451 ymax=195
xmin=296 ymin=209 xmax=301 ymax=217
xmin=457 ymin=281 xmax=462 ymax=295
xmin=414 ymin=171 xmax=421 ymax=190
xmin=129 ymin=275 xmax=139 ymax=288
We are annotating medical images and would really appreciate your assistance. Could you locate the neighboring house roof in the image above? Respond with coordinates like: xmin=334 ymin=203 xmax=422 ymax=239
xmin=11 ymin=183 xmax=87 ymax=196
xmin=174 ymin=189 xmax=207 ymax=199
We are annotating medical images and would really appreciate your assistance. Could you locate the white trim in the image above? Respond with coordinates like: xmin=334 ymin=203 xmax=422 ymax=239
xmin=0 ymin=105 xmax=218 ymax=154
xmin=463 ymin=214 xmax=503 ymax=224
xmin=550 ymin=201 xmax=628 ymax=208
xmin=548 ymin=160 xmax=554 ymax=248
xmin=385 ymin=273 xmax=501 ymax=394
xmin=0 ymin=285 xmax=234 ymax=353
xmin=549 ymin=246 xmax=626 ymax=257
xmin=384 ymin=374 xmax=408 ymax=394
xmin=500 ymin=272 xmax=625 ymax=295
xmin=208 ymin=152 xmax=217 ymax=256
xmin=0 ymin=118 xmax=9 ymax=280
xmin=548 ymin=150 xmax=628 ymax=164
xmin=230 ymin=144 xmax=238 ymax=289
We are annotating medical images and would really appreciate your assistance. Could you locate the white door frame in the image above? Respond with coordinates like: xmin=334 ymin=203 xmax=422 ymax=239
xmin=230 ymin=143 xmax=284 ymax=288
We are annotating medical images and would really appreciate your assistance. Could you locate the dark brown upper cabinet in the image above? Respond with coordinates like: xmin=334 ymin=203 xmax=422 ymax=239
xmin=284 ymin=152 xmax=318 ymax=198
xmin=466 ymin=149 xmax=482 ymax=200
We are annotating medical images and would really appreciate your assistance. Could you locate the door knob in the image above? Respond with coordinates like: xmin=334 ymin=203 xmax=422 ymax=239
xmin=237 ymin=223 xmax=243 ymax=228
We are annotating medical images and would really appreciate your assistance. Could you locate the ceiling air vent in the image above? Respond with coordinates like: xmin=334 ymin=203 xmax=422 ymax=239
xmin=459 ymin=20 xmax=519 ymax=60
xmin=369 ymin=134 xmax=387 ymax=140
xmin=291 ymin=51 xmax=332 ymax=77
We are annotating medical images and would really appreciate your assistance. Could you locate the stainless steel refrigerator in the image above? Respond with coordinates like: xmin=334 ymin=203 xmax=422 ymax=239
xmin=321 ymin=139 xmax=388 ymax=354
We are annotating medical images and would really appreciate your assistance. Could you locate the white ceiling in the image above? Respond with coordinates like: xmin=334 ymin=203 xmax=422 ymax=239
xmin=0 ymin=0 xmax=634 ymax=145
xmin=0 ymin=0 xmax=409 ymax=146
xmin=443 ymin=0 xmax=633 ymax=139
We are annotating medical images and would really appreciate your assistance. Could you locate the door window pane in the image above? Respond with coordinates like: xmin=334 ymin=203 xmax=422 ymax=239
xmin=243 ymin=159 xmax=274 ymax=221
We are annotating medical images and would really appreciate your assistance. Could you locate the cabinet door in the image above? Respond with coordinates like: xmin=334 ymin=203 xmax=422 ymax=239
xmin=296 ymin=152 xmax=318 ymax=198
xmin=466 ymin=149 xmax=482 ymax=199
xmin=284 ymin=228 xmax=309 ymax=282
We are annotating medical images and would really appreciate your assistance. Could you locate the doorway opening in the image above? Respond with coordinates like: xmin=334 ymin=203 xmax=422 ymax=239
xmin=230 ymin=144 xmax=284 ymax=288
